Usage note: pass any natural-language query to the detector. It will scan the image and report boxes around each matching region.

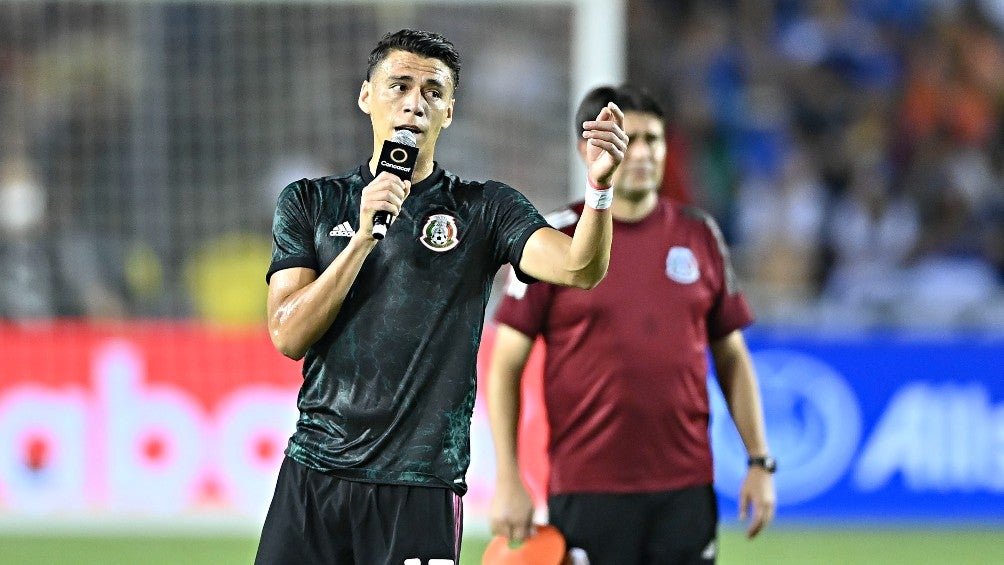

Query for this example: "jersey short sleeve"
[486,181,551,284]
[494,266,553,337]
[693,209,754,340]
[267,179,320,283]
[493,202,579,335]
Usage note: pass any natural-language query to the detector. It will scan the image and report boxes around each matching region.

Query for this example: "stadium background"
[0,0,1002,563]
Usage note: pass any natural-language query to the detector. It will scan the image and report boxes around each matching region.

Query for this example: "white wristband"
[584,179,613,210]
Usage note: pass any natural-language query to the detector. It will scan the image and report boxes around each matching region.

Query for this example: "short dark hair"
[574,84,665,137]
[366,29,462,92]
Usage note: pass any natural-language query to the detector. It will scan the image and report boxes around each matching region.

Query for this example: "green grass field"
[1,527,1001,564]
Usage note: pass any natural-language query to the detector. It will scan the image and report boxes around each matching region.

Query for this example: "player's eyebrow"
[422,77,447,89]
[388,73,447,89]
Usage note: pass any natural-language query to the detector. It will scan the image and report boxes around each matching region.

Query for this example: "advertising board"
[0,323,1000,527]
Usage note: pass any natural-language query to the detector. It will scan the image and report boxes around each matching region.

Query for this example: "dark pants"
[255,457,463,565]
[548,484,718,565]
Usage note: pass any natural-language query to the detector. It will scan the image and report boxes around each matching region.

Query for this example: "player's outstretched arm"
[487,324,537,544]
[519,102,626,288]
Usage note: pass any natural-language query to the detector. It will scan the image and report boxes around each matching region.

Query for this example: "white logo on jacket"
[665,246,699,284]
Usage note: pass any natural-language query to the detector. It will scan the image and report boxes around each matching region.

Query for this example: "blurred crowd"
[1,0,1002,329]
[629,0,1004,328]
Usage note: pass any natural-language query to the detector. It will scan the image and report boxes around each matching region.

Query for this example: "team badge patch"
[666,246,699,284]
[419,213,460,252]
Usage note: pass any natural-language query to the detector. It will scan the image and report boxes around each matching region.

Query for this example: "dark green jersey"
[267,164,549,494]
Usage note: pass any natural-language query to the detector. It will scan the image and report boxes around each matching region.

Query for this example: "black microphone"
[372,129,419,240]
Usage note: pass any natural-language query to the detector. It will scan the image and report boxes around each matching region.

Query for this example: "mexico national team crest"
[666,245,700,284]
[419,213,460,252]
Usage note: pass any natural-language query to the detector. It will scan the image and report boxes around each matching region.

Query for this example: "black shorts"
[254,457,463,565]
[548,484,718,565]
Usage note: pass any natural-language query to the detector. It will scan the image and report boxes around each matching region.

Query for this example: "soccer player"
[256,30,627,564]
[487,84,776,564]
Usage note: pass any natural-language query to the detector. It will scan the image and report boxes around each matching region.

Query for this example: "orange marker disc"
[482,525,567,565]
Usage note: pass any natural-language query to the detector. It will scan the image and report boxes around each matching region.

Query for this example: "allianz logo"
[709,350,1004,505]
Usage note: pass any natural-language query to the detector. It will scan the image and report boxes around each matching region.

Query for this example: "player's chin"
[619,183,657,197]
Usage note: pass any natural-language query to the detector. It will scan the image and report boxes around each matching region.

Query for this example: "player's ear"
[441,98,455,129]
[576,138,588,160]
[358,81,371,114]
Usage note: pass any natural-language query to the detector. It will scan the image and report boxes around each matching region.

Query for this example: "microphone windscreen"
[391,129,418,148]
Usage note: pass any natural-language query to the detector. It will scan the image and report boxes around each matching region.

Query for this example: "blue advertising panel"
[710,330,1004,523]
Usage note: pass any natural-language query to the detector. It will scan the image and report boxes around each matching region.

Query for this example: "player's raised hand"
[582,101,627,187]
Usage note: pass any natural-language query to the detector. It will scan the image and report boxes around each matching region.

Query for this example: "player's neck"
[410,156,435,183]
[611,190,658,223]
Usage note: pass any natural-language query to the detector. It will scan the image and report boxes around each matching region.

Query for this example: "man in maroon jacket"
[487,84,776,565]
